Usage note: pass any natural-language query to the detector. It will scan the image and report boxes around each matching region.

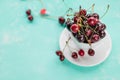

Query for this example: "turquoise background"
[0,0,120,80]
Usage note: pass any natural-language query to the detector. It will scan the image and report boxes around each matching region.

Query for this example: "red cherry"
[26,9,31,15]
[88,48,95,56]
[59,55,65,61]
[56,50,63,56]
[28,15,33,21]
[58,17,65,25]
[70,24,80,33]
[85,29,92,37]
[87,17,99,27]
[78,49,85,56]
[91,34,100,42]
[71,52,78,59]
[40,8,47,15]
[79,9,87,16]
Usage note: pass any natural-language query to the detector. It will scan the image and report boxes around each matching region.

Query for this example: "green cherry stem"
[100,4,110,19]
[87,4,95,11]
[92,3,95,13]
[67,44,78,52]
[63,37,71,52]
[39,0,45,7]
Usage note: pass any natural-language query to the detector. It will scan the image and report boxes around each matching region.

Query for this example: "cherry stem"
[67,44,78,52]
[63,8,73,17]
[62,0,69,9]
[87,4,95,11]
[41,15,58,20]
[63,37,71,52]
[39,0,44,7]
[92,4,95,13]
[100,4,110,19]
[79,5,82,11]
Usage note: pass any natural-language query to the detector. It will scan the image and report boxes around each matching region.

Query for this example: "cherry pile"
[56,5,109,61]
[58,9,107,44]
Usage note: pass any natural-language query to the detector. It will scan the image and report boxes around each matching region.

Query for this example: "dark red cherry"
[71,52,78,59]
[59,55,65,61]
[78,49,85,56]
[88,48,95,56]
[58,17,65,25]
[56,50,63,56]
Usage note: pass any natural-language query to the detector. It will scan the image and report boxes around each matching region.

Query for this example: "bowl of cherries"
[56,4,111,67]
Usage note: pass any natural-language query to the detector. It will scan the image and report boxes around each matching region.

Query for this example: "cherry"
[56,50,63,56]
[58,17,65,25]
[87,17,99,27]
[79,9,87,16]
[78,49,85,56]
[88,48,95,56]
[59,55,65,61]
[92,13,99,19]
[96,22,106,31]
[70,24,80,33]
[28,15,33,21]
[99,30,106,38]
[76,34,85,42]
[91,34,100,42]
[40,8,47,15]
[26,9,31,15]
[85,29,92,37]
[66,21,73,31]
[73,16,78,23]
[71,52,78,59]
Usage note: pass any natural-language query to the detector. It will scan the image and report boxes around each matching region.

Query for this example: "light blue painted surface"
[0,0,120,80]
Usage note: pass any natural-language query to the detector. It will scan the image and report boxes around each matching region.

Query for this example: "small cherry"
[92,34,100,42]
[58,17,65,25]
[28,15,33,21]
[70,24,80,33]
[56,50,63,56]
[40,8,47,15]
[59,55,65,61]
[88,48,95,56]
[26,9,31,15]
[78,49,85,56]
[71,52,78,59]
[87,17,99,27]
[79,9,87,16]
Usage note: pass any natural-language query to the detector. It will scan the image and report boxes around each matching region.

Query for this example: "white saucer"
[59,28,112,67]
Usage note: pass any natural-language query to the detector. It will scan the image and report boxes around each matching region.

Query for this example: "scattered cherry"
[70,24,80,33]
[88,48,95,56]
[71,52,78,59]
[56,50,63,56]
[58,17,65,25]
[59,55,65,61]
[26,9,31,15]
[40,8,47,15]
[28,15,33,21]
[78,49,85,56]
